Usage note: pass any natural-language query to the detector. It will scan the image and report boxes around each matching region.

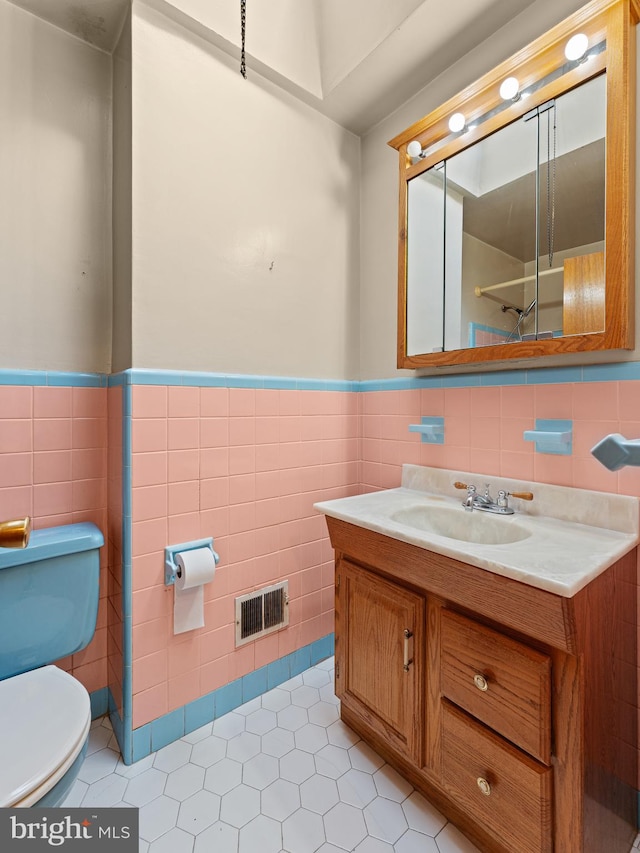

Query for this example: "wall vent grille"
[235,581,289,646]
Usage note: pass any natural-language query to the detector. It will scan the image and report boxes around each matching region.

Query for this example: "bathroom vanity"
[316,467,639,853]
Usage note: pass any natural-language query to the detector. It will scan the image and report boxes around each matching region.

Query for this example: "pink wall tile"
[573,381,618,421]
[132,419,167,453]
[132,386,167,419]
[133,452,168,487]
[168,481,199,516]
[168,512,201,543]
[72,418,107,449]
[132,484,168,522]
[1,419,33,452]
[34,387,72,419]
[168,386,200,418]
[72,388,107,419]
[33,482,73,516]
[0,386,32,418]
[168,449,199,482]
[0,452,32,487]
[200,387,229,418]
[534,384,573,419]
[133,683,168,729]
[501,385,534,418]
[229,388,255,417]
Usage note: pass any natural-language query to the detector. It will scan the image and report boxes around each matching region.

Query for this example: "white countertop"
[314,465,640,597]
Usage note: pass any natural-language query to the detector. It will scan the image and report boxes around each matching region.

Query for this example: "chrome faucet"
[454,481,534,515]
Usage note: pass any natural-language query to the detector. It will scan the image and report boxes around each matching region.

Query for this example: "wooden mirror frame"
[389,0,638,370]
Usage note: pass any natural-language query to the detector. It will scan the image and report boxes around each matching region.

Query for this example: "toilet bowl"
[0,523,104,807]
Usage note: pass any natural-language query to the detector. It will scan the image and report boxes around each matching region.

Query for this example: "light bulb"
[565,33,588,61]
[499,76,520,101]
[407,140,423,159]
[448,112,466,133]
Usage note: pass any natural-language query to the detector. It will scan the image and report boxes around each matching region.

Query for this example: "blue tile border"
[124,633,334,764]
[3,363,640,391]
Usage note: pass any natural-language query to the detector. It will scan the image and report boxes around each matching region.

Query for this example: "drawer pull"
[473,673,489,692]
[403,628,413,672]
[476,777,492,796]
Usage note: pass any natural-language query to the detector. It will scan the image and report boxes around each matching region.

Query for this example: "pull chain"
[546,102,556,268]
[240,0,247,79]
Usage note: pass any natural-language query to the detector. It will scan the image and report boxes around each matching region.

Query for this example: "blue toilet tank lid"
[0,522,104,571]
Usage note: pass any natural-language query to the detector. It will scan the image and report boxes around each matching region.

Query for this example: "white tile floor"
[63,657,485,852]
[63,657,640,853]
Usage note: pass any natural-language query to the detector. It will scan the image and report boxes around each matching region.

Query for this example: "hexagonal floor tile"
[302,668,331,688]
[324,802,368,850]
[373,764,413,802]
[153,740,192,773]
[261,727,295,758]
[245,707,277,735]
[123,768,168,807]
[402,790,447,837]
[308,701,340,728]
[164,763,205,802]
[434,823,483,852]
[212,712,245,739]
[354,836,394,853]
[300,774,339,815]
[81,774,128,807]
[295,723,329,754]
[279,749,316,784]
[77,748,120,784]
[282,807,326,853]
[148,826,194,853]
[239,814,282,853]
[138,795,180,843]
[242,752,279,790]
[337,769,378,808]
[227,731,261,763]
[219,784,261,828]
[194,821,238,853]
[190,735,227,768]
[176,789,221,835]
[364,797,409,844]
[277,704,309,732]
[326,720,360,749]
[290,685,321,708]
[395,829,440,853]
[261,687,291,712]
[203,757,242,796]
[348,741,385,774]
[262,778,301,821]
[314,744,351,779]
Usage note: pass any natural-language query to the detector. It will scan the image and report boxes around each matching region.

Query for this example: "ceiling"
[6,0,563,134]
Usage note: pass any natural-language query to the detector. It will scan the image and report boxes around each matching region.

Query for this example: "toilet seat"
[0,665,91,807]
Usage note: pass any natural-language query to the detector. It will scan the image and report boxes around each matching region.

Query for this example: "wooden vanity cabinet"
[328,516,637,853]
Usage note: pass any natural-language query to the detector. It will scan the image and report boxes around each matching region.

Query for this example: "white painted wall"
[130,2,360,378]
[0,0,112,372]
[112,9,132,373]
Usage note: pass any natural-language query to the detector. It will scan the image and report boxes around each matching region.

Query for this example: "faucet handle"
[509,490,534,501]
[453,481,471,490]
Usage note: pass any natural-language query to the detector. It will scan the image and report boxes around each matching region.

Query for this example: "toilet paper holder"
[165,537,220,586]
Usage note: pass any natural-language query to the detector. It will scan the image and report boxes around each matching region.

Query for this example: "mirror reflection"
[406,74,606,355]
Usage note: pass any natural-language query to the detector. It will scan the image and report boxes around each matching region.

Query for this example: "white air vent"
[235,581,289,647]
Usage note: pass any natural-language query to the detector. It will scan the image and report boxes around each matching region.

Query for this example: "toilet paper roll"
[173,547,216,634]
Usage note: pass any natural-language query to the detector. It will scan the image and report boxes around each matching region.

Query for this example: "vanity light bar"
[406,37,605,161]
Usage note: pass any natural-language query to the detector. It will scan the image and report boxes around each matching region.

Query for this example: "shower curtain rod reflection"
[474,265,563,297]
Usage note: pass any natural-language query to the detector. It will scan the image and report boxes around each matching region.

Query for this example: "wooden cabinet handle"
[473,673,489,692]
[403,628,413,672]
[477,777,492,796]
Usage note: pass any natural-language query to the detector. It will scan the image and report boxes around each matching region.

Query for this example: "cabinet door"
[336,559,425,763]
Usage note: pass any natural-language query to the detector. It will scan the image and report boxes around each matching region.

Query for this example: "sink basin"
[390,504,531,545]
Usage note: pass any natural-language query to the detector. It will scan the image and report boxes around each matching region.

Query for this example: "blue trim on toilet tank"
[0,523,104,570]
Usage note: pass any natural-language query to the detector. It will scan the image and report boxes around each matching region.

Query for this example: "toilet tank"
[0,523,104,681]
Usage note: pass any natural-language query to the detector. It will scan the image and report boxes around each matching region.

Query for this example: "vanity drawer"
[441,701,553,853]
[441,609,551,763]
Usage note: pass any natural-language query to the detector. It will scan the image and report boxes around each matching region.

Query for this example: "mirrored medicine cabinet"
[389,0,637,370]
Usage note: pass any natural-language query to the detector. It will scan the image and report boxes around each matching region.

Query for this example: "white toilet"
[0,522,104,807]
